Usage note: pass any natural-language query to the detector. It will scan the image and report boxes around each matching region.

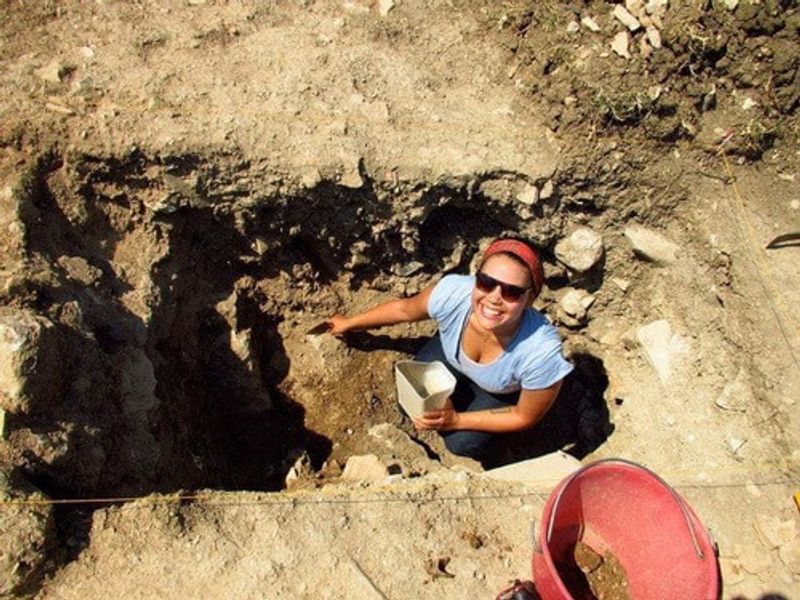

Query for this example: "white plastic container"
[394,360,456,419]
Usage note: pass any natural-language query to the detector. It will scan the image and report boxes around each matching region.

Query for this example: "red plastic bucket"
[532,459,719,600]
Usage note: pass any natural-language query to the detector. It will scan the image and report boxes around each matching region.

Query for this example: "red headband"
[483,239,544,297]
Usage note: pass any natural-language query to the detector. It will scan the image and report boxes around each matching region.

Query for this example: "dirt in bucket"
[558,541,631,600]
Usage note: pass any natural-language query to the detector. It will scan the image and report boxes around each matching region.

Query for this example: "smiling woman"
[328,237,573,461]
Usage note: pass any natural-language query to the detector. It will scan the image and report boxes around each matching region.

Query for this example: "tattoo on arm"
[489,406,512,414]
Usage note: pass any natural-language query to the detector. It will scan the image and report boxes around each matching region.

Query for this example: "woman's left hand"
[412,406,459,431]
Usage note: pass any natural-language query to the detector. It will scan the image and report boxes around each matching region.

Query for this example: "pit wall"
[0,150,577,499]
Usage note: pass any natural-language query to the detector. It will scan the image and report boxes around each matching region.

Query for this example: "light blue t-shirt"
[428,274,573,394]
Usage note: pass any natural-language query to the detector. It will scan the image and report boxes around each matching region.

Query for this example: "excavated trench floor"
[3,151,612,501]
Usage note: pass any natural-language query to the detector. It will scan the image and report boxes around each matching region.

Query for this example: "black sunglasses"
[475,272,531,302]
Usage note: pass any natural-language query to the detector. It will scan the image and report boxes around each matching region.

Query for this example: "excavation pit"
[1,151,612,500]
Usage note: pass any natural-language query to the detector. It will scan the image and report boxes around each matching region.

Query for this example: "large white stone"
[554,227,604,273]
[636,320,689,382]
[558,288,595,328]
[484,451,581,485]
[611,31,631,59]
[624,224,679,265]
[613,5,642,31]
[341,454,389,483]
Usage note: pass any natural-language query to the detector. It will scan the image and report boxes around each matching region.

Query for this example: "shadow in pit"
[343,331,431,356]
[185,302,332,491]
[484,352,613,469]
[14,153,333,495]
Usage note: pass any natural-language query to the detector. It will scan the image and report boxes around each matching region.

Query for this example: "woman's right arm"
[328,283,436,335]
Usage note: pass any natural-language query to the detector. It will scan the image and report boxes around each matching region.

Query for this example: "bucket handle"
[545,458,706,560]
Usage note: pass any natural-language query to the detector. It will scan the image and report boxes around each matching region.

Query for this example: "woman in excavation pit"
[328,237,573,461]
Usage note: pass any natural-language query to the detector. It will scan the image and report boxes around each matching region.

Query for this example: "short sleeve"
[428,274,472,323]
[518,330,574,390]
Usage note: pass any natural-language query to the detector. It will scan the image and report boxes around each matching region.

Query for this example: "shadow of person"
[483,351,613,469]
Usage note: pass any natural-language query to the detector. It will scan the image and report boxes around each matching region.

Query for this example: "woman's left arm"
[413,381,562,433]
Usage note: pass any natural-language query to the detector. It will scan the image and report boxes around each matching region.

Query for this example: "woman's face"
[471,253,532,335]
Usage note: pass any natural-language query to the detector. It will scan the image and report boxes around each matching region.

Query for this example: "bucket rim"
[534,458,719,600]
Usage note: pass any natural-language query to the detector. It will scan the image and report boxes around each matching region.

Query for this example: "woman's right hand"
[328,314,351,336]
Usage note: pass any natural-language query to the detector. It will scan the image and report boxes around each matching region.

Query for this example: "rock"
[581,16,601,32]
[57,256,103,286]
[341,454,389,483]
[367,423,443,475]
[339,155,363,189]
[554,227,604,273]
[723,0,738,10]
[539,179,554,200]
[742,97,757,111]
[725,436,746,457]
[300,168,322,189]
[636,319,689,383]
[479,178,515,203]
[284,449,314,489]
[516,184,538,206]
[378,0,395,17]
[484,451,581,484]
[0,308,64,414]
[613,5,641,31]
[566,21,580,34]
[395,260,424,277]
[754,515,797,549]
[558,288,595,327]
[611,31,631,59]
[610,277,629,292]
[645,25,662,49]
[0,475,56,596]
[715,368,754,412]
[34,60,74,84]
[251,237,270,256]
[623,224,679,265]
